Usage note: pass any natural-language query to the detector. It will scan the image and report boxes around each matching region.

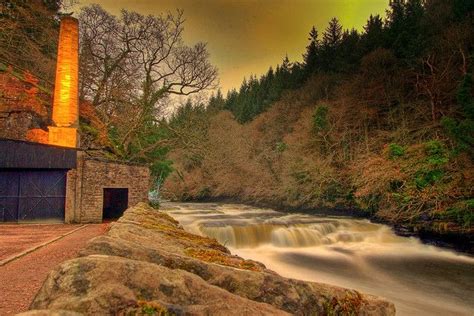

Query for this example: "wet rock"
[29,203,395,315]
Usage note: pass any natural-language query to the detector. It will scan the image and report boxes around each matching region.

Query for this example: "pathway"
[0,224,108,315]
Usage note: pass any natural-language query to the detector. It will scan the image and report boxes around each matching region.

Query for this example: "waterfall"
[162,201,474,316]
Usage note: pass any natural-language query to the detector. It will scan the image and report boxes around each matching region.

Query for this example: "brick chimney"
[48,16,79,148]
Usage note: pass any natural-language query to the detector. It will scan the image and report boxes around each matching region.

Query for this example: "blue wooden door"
[0,171,20,222]
[0,170,66,222]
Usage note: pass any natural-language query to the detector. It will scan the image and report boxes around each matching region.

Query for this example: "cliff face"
[25,203,395,315]
[0,70,51,142]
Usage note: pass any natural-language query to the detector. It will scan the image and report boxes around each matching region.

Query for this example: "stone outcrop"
[28,203,396,315]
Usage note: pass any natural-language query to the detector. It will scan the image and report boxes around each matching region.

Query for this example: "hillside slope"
[162,1,474,250]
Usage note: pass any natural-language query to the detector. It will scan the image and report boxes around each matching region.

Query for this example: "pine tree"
[386,0,426,58]
[320,17,343,72]
[362,14,385,53]
[323,18,343,48]
[303,26,320,75]
[225,89,239,112]
[281,55,292,74]
[208,89,225,112]
[452,0,474,21]
[339,28,361,72]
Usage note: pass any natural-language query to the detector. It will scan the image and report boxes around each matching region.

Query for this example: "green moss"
[185,248,264,272]
[414,168,444,189]
[139,216,228,253]
[137,300,175,316]
[322,292,364,316]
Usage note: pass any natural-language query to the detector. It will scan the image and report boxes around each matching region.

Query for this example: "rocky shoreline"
[23,203,395,315]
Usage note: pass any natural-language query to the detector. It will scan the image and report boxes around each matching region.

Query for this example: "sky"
[73,0,389,94]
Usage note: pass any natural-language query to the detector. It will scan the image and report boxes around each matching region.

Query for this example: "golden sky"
[74,0,389,93]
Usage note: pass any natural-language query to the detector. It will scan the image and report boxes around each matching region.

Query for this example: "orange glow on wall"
[49,16,79,148]
[26,129,49,144]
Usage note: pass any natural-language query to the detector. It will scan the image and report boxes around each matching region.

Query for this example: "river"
[162,202,474,315]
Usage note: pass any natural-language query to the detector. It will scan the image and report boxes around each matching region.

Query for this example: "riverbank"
[174,196,474,255]
[25,203,395,315]
[162,201,474,315]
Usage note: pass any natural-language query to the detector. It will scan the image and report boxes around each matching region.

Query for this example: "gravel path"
[0,224,83,261]
[0,223,108,315]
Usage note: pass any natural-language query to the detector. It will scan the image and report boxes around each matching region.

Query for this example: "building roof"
[80,149,150,167]
[0,138,77,169]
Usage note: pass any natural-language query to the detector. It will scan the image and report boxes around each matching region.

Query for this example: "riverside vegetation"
[162,0,474,251]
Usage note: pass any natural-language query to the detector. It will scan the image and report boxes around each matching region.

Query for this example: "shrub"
[387,143,405,159]
[291,169,311,184]
[312,105,329,133]
[425,140,448,165]
[414,168,444,189]
[442,116,474,155]
[275,141,287,152]
[441,199,474,228]
[441,73,474,155]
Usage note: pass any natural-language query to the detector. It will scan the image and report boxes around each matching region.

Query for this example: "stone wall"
[0,111,37,140]
[65,152,150,223]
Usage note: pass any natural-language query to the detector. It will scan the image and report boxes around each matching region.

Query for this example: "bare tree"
[78,5,218,158]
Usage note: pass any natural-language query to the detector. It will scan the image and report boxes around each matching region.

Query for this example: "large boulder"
[30,255,287,315]
[29,203,395,315]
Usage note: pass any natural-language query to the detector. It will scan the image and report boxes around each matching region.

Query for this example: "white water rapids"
[162,202,474,315]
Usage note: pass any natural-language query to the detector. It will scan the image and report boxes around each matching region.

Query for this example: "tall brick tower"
[49,16,79,148]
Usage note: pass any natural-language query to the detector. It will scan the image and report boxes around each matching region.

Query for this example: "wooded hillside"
[163,0,474,238]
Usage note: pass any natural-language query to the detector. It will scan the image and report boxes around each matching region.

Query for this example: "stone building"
[66,153,150,223]
[0,140,150,223]
[0,17,151,223]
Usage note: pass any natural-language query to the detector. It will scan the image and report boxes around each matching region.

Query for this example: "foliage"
[275,142,288,153]
[424,140,448,165]
[442,73,474,155]
[387,143,405,159]
[76,5,217,183]
[312,105,329,133]
[439,200,474,229]
[164,1,474,235]
[0,0,59,86]
[224,58,305,123]
[208,0,474,125]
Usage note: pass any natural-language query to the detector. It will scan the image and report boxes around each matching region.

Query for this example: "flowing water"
[162,202,474,315]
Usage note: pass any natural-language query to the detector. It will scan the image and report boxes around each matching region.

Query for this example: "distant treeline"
[171,0,473,124]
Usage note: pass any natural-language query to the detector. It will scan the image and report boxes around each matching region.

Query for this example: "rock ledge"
[25,203,396,315]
